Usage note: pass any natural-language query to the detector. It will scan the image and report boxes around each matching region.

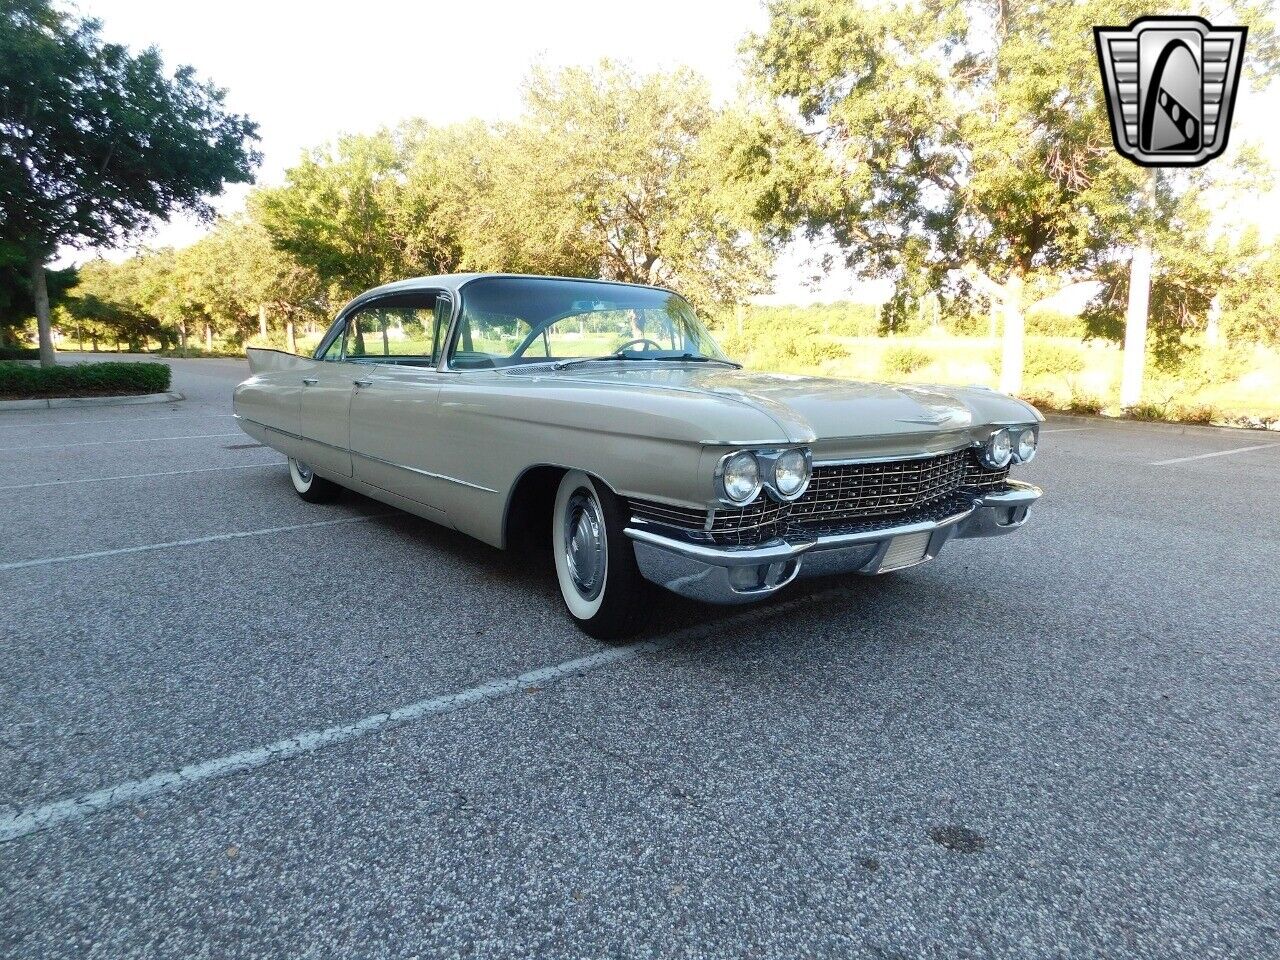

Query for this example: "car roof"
[348,272,673,307]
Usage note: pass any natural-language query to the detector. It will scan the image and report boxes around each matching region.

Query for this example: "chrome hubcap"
[293,459,313,483]
[564,489,606,601]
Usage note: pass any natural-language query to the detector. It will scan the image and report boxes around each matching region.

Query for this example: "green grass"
[0,361,171,399]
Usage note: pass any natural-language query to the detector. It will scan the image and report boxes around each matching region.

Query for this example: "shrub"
[881,344,934,375]
[1171,403,1218,424]
[1023,340,1086,381]
[1066,393,1105,415]
[0,347,41,361]
[1126,401,1168,421]
[0,361,171,398]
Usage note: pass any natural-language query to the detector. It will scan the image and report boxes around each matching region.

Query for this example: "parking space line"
[0,513,396,571]
[6,432,242,452]
[1151,443,1278,466]
[0,589,822,844]
[0,414,236,429]
[0,461,285,491]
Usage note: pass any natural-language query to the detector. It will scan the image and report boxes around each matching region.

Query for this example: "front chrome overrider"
[625,480,1042,605]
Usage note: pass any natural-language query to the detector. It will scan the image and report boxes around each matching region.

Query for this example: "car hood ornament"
[1094,16,1247,168]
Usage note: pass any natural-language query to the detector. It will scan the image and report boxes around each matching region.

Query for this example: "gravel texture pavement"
[1,354,1277,959]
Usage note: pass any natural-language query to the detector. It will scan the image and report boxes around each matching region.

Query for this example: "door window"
[343,294,450,365]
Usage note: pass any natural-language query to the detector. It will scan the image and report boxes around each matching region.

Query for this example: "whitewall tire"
[288,457,343,504]
[552,470,648,639]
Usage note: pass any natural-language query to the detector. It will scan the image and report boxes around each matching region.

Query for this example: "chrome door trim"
[350,449,498,493]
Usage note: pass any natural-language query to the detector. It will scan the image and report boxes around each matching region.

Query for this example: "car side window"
[318,325,346,361]
[343,294,448,365]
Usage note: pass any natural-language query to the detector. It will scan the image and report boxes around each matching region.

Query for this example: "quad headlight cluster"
[980,426,1038,468]
[716,448,813,505]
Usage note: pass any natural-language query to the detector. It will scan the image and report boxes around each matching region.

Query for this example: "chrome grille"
[629,447,1010,546]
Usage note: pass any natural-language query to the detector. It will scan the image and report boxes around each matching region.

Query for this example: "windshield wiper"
[551,351,631,370]
[651,353,743,368]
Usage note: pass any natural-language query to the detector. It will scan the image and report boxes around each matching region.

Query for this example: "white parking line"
[0,589,825,844]
[1151,443,1278,466]
[6,432,242,452]
[0,461,284,491]
[0,513,396,571]
[0,414,236,429]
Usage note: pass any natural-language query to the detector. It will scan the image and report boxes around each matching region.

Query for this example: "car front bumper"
[625,480,1042,605]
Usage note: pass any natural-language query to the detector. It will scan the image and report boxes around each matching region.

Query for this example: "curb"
[1043,411,1280,438]
[0,391,185,412]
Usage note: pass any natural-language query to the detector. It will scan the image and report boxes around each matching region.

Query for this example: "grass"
[0,361,172,400]
[711,315,1280,430]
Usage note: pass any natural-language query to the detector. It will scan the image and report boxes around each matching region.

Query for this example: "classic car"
[233,273,1043,639]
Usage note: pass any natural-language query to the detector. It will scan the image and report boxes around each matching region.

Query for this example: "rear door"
[298,323,356,477]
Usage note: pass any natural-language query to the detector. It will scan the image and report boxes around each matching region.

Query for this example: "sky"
[71,0,1280,305]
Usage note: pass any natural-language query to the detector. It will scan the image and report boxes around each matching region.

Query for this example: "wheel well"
[503,465,566,553]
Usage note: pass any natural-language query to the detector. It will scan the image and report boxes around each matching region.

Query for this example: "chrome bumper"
[625,481,1042,605]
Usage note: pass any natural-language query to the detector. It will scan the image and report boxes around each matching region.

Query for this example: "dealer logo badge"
[1094,16,1247,167]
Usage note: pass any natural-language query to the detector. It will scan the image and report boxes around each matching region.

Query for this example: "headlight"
[1013,427,1037,463]
[719,451,761,504]
[981,429,1013,469]
[772,449,811,499]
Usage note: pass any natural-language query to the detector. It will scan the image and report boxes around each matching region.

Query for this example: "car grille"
[630,448,1009,545]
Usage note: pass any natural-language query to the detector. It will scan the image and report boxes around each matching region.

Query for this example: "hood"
[518,364,1039,443]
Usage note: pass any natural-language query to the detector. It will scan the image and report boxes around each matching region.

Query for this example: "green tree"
[474,62,776,306]
[0,0,259,365]
[746,0,1276,396]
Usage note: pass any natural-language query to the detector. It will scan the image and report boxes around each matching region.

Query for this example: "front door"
[347,294,451,509]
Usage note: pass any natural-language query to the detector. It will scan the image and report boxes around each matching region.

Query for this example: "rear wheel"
[552,470,649,640]
[288,457,343,504]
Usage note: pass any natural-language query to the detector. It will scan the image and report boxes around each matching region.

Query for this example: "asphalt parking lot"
[2,355,1278,959]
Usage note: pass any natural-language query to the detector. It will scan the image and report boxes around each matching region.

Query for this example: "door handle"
[302,377,318,385]
[353,378,374,387]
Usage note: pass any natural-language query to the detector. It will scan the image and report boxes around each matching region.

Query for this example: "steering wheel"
[614,337,664,353]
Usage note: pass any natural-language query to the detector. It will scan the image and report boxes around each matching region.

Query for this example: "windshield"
[448,276,729,370]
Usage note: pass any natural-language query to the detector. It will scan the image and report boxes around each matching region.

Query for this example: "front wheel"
[552,470,649,640]
[288,457,343,504]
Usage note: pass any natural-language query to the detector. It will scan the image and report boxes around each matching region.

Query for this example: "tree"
[474,62,777,307]
[745,0,1276,396]
[254,132,407,300]
[0,0,259,365]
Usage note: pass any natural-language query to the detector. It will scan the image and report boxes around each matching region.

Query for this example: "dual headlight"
[981,426,1037,468]
[717,448,812,505]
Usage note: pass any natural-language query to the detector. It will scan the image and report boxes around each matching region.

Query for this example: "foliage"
[881,345,934,376]
[0,360,170,397]
[0,0,258,257]
[1023,341,1085,381]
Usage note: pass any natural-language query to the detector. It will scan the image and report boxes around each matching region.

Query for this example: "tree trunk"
[286,318,297,354]
[204,323,213,352]
[1121,172,1157,409]
[999,273,1024,396]
[1120,243,1153,408]
[179,320,187,356]
[31,256,55,368]
[1205,296,1221,346]
[258,303,268,339]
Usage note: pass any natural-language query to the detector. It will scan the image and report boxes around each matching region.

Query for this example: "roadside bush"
[881,344,934,375]
[1126,401,1168,421]
[0,361,171,398]
[0,347,41,361]
[1023,340,1086,381]
[1066,393,1105,415]
[1171,403,1218,424]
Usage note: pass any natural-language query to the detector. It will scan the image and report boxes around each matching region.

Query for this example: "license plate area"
[877,530,933,572]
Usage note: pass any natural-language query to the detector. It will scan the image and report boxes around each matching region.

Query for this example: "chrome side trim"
[236,415,497,493]
[350,449,499,494]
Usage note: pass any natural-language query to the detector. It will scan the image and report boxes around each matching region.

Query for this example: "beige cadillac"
[233,274,1043,638]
